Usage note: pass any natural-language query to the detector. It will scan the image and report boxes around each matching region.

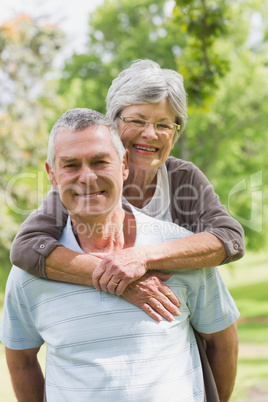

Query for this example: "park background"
[0,0,267,400]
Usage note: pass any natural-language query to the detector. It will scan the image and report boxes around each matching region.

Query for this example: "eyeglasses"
[119,115,180,135]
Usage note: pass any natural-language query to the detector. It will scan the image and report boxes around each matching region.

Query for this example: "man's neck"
[70,205,136,254]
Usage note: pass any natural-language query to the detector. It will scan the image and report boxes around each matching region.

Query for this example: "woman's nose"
[140,123,158,140]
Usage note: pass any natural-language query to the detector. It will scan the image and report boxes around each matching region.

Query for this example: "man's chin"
[69,205,114,219]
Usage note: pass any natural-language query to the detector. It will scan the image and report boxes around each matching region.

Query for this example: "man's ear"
[122,150,129,181]
[45,161,58,189]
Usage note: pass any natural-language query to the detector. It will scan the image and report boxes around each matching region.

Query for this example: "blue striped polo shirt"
[0,209,239,401]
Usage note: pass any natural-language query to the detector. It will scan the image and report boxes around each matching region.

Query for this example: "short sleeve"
[0,268,44,350]
[188,267,240,334]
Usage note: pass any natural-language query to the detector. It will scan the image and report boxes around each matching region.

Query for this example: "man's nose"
[79,165,97,184]
[141,123,158,141]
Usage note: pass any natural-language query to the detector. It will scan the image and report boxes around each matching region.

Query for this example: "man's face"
[46,125,128,220]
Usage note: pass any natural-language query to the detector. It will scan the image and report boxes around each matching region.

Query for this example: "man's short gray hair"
[47,108,126,171]
[106,59,188,144]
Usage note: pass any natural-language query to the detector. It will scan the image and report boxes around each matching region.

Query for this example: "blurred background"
[0,0,267,400]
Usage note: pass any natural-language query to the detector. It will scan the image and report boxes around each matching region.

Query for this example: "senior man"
[0,109,239,402]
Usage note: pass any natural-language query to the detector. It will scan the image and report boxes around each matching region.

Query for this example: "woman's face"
[119,100,176,172]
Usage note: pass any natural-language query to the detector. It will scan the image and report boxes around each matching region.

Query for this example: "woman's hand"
[91,247,149,295]
[122,271,181,322]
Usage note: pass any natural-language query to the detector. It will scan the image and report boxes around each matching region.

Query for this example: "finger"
[106,278,121,295]
[141,303,163,322]
[114,279,129,296]
[158,294,181,317]
[143,271,178,304]
[155,278,181,308]
[98,272,115,293]
[159,285,181,309]
[92,266,105,290]
[146,298,176,322]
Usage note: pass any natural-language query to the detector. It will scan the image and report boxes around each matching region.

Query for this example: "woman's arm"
[92,232,226,295]
[10,187,68,278]
[46,251,181,322]
[92,159,245,294]
[11,158,245,299]
[10,187,107,283]
[9,188,181,321]
[167,157,245,264]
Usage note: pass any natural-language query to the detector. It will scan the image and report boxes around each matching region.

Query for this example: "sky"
[0,0,105,61]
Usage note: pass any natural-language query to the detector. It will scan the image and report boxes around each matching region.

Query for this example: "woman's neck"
[123,165,158,209]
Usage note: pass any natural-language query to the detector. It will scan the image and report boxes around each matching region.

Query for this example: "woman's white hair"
[47,108,125,171]
[106,59,188,144]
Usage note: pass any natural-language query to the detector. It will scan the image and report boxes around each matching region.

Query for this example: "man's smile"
[76,191,105,198]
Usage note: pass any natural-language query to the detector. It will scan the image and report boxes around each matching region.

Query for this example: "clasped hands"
[91,247,181,322]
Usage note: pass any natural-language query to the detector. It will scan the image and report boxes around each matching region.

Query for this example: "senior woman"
[10,59,244,321]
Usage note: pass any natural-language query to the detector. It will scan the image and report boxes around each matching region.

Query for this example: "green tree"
[173,0,268,249]
[173,0,231,104]
[0,15,65,283]
[59,0,182,112]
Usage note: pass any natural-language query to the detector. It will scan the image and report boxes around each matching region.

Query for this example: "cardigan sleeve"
[10,188,68,278]
[167,157,245,264]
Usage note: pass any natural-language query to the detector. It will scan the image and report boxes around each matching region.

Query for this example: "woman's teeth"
[133,145,158,152]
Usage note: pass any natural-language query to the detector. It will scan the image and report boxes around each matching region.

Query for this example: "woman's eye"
[131,119,146,126]
[157,123,170,129]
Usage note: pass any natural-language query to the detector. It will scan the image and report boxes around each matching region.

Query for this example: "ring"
[110,280,119,286]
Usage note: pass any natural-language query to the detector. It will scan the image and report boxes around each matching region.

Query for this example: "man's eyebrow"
[59,157,79,163]
[91,152,112,160]
[58,153,112,163]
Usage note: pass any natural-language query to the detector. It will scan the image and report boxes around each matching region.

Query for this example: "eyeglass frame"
[119,115,180,135]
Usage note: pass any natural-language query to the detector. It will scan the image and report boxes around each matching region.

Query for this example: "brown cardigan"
[10,156,245,277]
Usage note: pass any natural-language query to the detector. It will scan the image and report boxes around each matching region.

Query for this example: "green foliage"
[1,0,267,261]
[0,16,66,254]
[173,0,231,104]
[171,0,268,249]
[180,47,268,248]
[59,0,181,111]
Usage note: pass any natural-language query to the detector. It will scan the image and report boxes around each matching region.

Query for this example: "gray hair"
[106,59,188,144]
[47,108,125,171]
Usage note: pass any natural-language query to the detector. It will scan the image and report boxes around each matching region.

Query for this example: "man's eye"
[64,164,77,168]
[95,160,108,165]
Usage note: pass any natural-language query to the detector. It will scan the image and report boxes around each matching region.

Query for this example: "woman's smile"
[132,143,159,154]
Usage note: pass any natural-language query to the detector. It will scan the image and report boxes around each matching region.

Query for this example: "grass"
[0,250,267,401]
[220,251,268,401]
